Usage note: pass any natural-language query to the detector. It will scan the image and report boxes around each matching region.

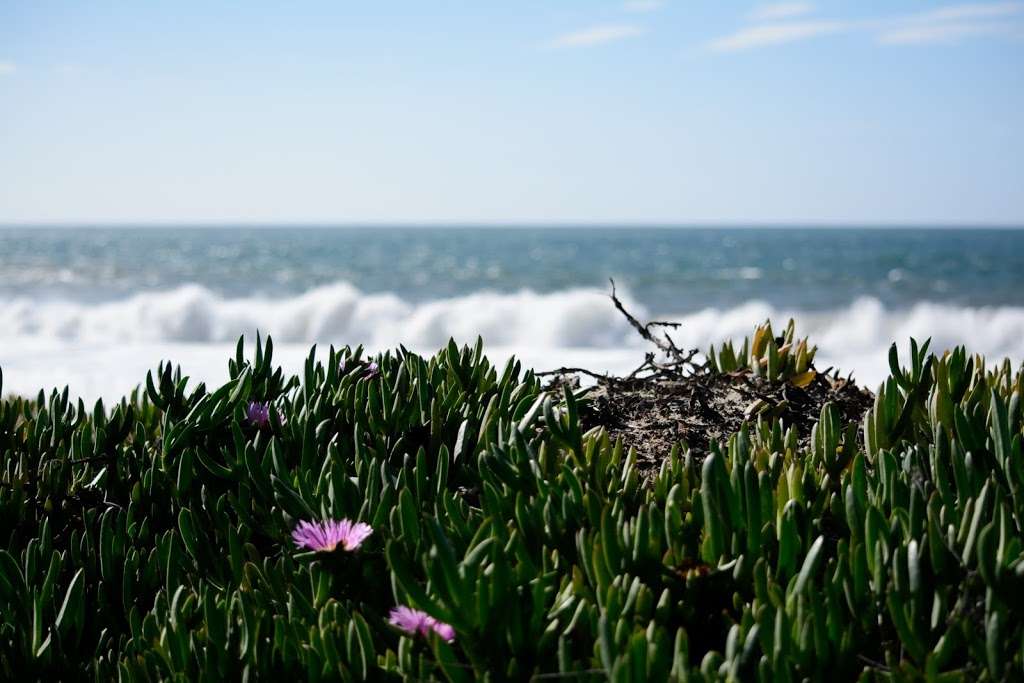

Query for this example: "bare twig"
[856,654,890,672]
[535,367,611,382]
[645,320,682,332]
[537,280,703,383]
[609,279,702,375]
[609,279,677,358]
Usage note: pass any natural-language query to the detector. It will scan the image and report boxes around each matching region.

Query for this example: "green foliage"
[1,331,1023,681]
[707,319,817,385]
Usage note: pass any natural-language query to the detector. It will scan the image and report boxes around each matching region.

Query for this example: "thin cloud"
[0,62,15,75]
[711,2,1024,51]
[624,0,666,13]
[548,24,645,48]
[913,1,1024,22]
[710,20,846,51]
[747,3,815,21]
[878,21,1014,44]
[879,1,1024,44]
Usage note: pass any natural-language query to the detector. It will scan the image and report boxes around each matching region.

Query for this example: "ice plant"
[339,358,379,377]
[387,606,455,642]
[246,401,271,428]
[291,519,373,553]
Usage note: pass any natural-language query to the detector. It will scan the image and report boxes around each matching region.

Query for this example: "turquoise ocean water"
[1,226,1022,398]
[2,226,1022,309]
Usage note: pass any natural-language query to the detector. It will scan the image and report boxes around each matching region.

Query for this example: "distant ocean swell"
[3,282,1024,369]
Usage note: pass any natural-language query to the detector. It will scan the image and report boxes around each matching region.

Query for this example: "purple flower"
[388,606,455,642]
[246,401,271,428]
[340,358,379,378]
[291,519,373,553]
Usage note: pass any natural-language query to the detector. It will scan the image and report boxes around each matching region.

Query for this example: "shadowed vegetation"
[1,325,1023,681]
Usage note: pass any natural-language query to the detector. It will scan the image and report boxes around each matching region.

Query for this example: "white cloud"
[878,21,1012,44]
[624,0,665,13]
[747,3,815,21]
[711,2,1024,51]
[913,2,1024,22]
[0,62,15,75]
[548,24,645,48]
[876,2,1024,44]
[709,20,846,51]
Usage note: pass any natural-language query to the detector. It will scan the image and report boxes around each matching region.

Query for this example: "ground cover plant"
[1,321,1024,681]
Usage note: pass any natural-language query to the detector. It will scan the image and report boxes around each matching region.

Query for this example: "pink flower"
[246,401,271,428]
[291,519,373,553]
[339,358,380,379]
[388,606,455,642]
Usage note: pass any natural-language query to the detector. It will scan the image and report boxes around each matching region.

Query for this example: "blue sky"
[1,1,1022,224]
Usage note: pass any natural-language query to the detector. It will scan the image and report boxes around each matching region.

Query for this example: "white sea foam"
[2,283,1023,400]
[0,283,645,349]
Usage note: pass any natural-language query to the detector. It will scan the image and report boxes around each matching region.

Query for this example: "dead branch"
[538,280,704,384]
[609,279,669,354]
[534,367,611,381]
[609,279,702,375]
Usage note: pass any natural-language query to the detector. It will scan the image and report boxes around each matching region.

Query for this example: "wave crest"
[0,283,644,348]
[2,284,1023,379]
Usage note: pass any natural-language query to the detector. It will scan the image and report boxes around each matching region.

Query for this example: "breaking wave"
[2,283,1023,392]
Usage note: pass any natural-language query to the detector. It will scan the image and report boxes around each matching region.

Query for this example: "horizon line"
[2,221,1024,230]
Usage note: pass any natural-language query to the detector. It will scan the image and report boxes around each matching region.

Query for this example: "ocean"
[2,226,1023,400]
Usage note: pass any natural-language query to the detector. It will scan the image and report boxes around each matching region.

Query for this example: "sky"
[1,1,1022,225]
